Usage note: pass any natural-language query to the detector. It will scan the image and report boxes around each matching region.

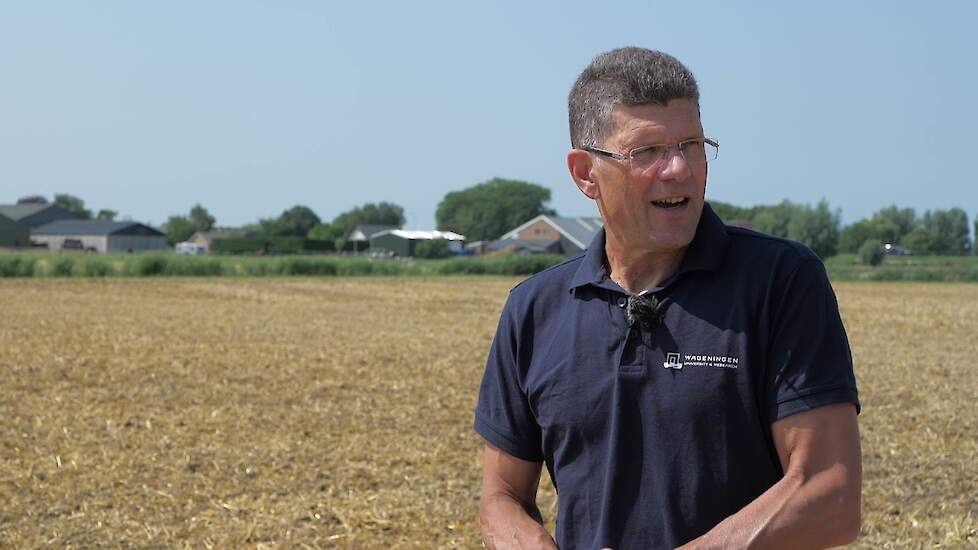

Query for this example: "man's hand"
[479,443,558,550]
[677,402,862,549]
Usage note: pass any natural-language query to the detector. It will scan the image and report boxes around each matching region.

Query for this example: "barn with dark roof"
[0,213,30,248]
[32,220,165,253]
[494,215,604,255]
[0,204,81,228]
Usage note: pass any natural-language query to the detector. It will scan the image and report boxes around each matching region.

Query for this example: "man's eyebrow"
[624,133,705,150]
[620,131,666,150]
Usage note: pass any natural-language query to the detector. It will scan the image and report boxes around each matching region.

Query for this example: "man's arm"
[678,402,862,550]
[480,443,558,550]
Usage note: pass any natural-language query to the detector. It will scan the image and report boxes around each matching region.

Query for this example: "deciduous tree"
[900,227,937,255]
[857,239,884,266]
[436,178,556,242]
[871,205,917,243]
[708,201,754,224]
[261,205,321,237]
[839,219,878,254]
[52,193,92,219]
[922,208,970,255]
[164,216,196,247]
[750,200,799,239]
[189,204,216,232]
[786,199,841,259]
[308,223,344,243]
[164,204,219,246]
[332,202,406,234]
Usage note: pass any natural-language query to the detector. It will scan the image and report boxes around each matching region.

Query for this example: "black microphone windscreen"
[625,293,664,328]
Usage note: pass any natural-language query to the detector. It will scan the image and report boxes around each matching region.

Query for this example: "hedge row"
[824,264,978,282]
[0,253,567,278]
[3,253,977,281]
[210,237,335,255]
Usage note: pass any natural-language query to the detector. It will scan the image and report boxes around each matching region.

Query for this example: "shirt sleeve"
[474,294,544,462]
[765,258,860,423]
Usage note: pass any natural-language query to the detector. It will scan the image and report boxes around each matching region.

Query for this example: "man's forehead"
[609,100,702,144]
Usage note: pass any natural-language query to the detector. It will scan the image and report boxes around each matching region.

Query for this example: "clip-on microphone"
[625,293,665,329]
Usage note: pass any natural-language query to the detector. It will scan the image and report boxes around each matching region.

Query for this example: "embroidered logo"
[663,353,740,370]
[663,352,683,370]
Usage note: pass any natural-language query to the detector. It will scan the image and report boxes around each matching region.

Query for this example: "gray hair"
[568,47,700,149]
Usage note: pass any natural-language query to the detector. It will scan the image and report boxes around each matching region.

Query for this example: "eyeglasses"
[583,137,718,170]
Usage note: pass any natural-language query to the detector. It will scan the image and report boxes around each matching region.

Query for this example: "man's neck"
[605,236,687,295]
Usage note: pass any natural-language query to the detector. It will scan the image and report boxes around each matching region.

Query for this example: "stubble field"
[0,278,975,548]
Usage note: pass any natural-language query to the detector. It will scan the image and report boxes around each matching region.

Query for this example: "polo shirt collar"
[568,202,730,293]
[675,202,730,276]
[569,224,610,291]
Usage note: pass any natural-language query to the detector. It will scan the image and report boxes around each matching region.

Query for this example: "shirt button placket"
[616,294,645,373]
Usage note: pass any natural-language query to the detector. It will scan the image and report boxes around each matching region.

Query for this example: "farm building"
[0,203,81,228]
[32,220,166,253]
[188,228,256,253]
[464,240,490,255]
[494,215,603,255]
[0,213,30,247]
[345,224,399,252]
[369,229,465,257]
[486,238,563,255]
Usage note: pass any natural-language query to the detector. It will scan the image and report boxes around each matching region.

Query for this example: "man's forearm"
[480,493,558,550]
[677,464,861,549]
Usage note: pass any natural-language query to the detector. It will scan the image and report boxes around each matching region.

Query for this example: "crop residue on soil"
[0,279,975,547]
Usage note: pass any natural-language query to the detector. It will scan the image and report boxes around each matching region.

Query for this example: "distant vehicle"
[368,249,395,259]
[883,243,906,256]
[175,242,206,255]
[62,238,84,251]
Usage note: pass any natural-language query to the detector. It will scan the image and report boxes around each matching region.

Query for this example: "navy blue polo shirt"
[474,203,859,549]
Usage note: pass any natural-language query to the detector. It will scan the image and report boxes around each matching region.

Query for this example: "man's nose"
[655,146,692,180]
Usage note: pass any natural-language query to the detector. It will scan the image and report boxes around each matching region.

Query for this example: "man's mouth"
[651,197,689,209]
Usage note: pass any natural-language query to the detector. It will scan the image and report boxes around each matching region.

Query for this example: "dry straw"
[0,279,975,547]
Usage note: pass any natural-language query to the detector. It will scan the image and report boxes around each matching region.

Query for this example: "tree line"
[711,200,974,258]
[17,182,977,258]
[164,202,408,248]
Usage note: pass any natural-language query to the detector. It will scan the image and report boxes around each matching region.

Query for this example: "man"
[474,47,861,549]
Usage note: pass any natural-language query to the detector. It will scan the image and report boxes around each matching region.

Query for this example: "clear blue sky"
[1,2,975,231]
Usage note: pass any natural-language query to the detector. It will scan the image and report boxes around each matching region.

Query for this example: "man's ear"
[567,149,600,200]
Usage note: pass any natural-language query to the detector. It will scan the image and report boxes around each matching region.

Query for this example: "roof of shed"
[371,229,465,241]
[347,224,400,241]
[500,215,602,249]
[0,204,50,221]
[33,220,165,237]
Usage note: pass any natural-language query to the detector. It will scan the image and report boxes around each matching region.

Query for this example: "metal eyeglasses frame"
[582,137,719,168]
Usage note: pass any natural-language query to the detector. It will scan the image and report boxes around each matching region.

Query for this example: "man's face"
[589,98,707,254]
